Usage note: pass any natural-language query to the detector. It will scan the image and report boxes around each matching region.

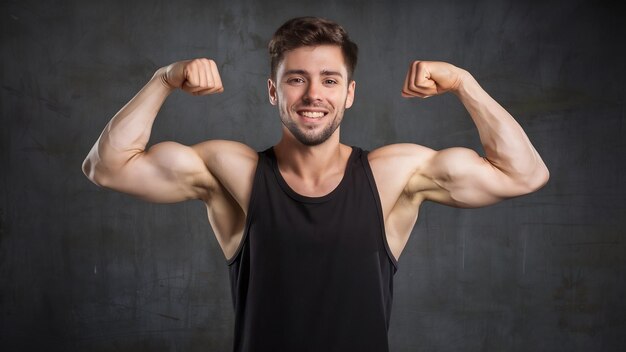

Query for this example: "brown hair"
[268,17,358,81]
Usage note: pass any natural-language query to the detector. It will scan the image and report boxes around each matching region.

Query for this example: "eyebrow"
[284,69,344,78]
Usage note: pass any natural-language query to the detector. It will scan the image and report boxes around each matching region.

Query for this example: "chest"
[251,174,383,256]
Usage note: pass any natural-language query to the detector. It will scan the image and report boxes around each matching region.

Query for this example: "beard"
[278,102,346,146]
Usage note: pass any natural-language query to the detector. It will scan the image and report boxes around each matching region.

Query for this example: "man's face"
[268,45,356,146]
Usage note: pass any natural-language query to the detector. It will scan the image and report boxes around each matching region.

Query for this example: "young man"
[83,16,549,352]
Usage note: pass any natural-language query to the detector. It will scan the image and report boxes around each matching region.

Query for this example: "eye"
[287,77,305,84]
[324,79,338,85]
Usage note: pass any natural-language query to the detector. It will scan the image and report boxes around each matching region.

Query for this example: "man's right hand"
[160,59,224,96]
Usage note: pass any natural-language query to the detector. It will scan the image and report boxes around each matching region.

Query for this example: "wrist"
[153,66,178,92]
[452,69,476,97]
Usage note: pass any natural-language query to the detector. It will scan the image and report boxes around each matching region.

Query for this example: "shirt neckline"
[268,146,357,204]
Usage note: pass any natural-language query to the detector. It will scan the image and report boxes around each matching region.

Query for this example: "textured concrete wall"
[1,0,624,351]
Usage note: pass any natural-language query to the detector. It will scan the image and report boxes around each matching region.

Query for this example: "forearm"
[454,72,549,186]
[83,67,173,181]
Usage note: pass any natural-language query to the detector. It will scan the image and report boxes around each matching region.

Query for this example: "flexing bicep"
[419,147,539,208]
[93,141,214,203]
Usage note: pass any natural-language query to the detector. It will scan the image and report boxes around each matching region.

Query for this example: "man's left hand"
[401,61,467,98]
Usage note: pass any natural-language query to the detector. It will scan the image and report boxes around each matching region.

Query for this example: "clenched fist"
[160,58,224,96]
[401,61,467,98]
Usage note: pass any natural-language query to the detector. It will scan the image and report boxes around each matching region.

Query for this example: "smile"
[297,110,328,119]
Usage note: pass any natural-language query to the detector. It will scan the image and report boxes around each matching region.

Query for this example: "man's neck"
[273,132,352,192]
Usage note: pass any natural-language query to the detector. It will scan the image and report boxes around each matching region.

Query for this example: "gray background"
[1,0,625,351]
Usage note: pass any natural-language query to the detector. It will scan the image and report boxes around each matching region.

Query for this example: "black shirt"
[228,146,398,352]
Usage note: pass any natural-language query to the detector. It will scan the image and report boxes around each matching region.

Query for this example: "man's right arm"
[82,59,255,205]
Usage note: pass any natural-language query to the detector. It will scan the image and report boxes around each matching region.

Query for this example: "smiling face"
[268,45,356,146]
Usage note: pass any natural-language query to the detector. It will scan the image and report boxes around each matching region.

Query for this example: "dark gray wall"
[1,0,624,351]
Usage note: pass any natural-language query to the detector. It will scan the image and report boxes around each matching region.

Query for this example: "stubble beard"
[278,101,346,147]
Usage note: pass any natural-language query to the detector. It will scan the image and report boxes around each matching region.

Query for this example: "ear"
[345,80,356,109]
[268,78,277,105]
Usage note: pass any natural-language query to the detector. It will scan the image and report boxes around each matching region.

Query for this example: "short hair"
[268,16,358,81]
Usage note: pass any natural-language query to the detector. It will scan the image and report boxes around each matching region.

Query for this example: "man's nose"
[303,81,322,102]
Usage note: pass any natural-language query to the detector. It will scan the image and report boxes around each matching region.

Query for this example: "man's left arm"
[402,61,550,208]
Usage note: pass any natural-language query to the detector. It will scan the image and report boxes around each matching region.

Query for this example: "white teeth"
[300,111,325,118]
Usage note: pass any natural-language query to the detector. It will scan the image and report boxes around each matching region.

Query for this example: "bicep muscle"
[99,141,213,203]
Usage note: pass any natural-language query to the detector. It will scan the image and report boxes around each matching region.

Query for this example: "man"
[83,16,548,352]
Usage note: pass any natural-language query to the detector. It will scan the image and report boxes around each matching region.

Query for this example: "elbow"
[521,164,550,194]
[81,156,92,179]
[82,156,110,187]
[539,165,550,187]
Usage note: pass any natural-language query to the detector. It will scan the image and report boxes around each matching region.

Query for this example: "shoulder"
[189,140,258,202]
[191,140,258,169]
[368,143,436,171]
[365,143,438,208]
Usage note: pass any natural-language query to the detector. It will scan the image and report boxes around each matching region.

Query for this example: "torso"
[228,146,396,351]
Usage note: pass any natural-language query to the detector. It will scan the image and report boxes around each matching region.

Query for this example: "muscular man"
[83,17,549,352]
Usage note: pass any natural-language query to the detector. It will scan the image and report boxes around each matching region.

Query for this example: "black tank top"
[227,146,398,352]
